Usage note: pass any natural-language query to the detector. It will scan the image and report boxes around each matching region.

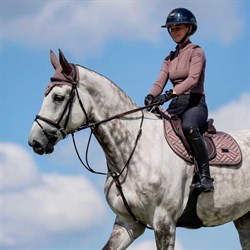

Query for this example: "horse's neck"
[78,66,137,117]
[78,66,142,170]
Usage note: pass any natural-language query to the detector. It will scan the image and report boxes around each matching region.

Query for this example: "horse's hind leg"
[102,216,145,250]
[234,211,250,250]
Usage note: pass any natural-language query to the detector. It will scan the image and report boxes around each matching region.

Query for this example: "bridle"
[35,75,147,175]
[35,75,90,141]
[34,67,160,230]
[35,61,84,140]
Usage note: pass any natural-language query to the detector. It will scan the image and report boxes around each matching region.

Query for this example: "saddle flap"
[169,117,216,161]
[170,117,192,154]
[204,135,217,160]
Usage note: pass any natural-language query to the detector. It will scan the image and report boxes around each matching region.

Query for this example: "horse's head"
[29,49,138,156]
[28,50,84,155]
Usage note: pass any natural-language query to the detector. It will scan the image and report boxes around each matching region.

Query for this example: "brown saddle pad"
[163,117,242,166]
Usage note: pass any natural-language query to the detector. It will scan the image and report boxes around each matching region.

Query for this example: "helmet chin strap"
[177,26,191,45]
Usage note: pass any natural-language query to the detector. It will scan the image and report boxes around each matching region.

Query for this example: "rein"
[36,75,158,230]
[72,101,161,132]
[71,97,154,230]
[71,99,153,230]
[71,110,144,177]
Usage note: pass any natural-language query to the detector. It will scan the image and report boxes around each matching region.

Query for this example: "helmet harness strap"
[178,25,191,45]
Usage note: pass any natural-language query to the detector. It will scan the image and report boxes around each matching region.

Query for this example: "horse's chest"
[104,178,136,217]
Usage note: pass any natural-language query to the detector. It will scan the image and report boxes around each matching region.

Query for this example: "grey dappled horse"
[28,50,250,250]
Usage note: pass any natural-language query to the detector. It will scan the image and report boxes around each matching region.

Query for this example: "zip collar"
[176,40,191,51]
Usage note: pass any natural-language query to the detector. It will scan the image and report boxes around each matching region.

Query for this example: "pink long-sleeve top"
[149,40,206,97]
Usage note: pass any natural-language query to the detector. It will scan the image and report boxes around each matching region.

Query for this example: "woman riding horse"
[28,47,250,250]
[145,8,214,192]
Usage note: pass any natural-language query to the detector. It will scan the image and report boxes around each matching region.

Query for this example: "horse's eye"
[54,95,64,102]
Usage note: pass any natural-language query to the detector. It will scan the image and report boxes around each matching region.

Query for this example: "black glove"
[144,94,155,111]
[153,89,176,105]
[144,94,155,105]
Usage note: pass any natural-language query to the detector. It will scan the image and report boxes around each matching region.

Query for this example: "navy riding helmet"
[161,8,197,35]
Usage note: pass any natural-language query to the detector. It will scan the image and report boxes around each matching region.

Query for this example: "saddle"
[161,111,242,166]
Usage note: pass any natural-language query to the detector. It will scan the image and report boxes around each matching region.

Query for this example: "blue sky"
[1,0,249,249]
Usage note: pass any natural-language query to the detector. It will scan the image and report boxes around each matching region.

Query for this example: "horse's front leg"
[102,216,145,250]
[154,220,176,250]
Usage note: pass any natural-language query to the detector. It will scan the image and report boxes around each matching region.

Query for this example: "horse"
[28,50,250,250]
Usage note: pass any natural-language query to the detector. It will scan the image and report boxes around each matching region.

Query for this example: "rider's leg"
[182,101,214,192]
[186,127,214,192]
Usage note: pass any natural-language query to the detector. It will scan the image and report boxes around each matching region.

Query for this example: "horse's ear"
[59,49,72,76]
[50,50,60,70]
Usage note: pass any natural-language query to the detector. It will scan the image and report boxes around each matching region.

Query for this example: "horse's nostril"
[28,139,46,155]
[29,140,42,149]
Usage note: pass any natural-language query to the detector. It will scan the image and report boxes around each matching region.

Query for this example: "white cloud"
[0,142,41,191]
[187,1,244,44]
[128,239,184,250]
[210,92,250,132]
[128,240,157,250]
[1,0,245,59]
[2,0,161,59]
[1,142,106,247]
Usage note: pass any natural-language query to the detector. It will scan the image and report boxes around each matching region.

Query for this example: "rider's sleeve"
[149,59,170,97]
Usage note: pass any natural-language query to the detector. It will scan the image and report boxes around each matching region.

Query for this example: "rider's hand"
[153,89,176,105]
[144,94,155,111]
[144,94,154,105]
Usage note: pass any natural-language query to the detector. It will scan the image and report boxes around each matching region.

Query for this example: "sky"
[1,0,250,249]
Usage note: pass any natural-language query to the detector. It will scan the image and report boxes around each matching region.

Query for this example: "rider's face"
[168,24,190,44]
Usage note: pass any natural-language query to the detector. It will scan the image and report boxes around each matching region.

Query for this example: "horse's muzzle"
[28,139,54,155]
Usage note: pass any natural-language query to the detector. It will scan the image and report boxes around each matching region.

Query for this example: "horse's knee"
[102,218,145,250]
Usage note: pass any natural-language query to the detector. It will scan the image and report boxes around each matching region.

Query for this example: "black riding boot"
[187,127,214,192]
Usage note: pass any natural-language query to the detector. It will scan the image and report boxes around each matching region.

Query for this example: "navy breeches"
[167,93,208,134]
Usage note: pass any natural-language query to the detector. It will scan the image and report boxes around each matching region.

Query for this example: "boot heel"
[201,176,214,192]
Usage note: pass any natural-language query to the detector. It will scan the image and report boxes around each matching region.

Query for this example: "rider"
[144,8,214,192]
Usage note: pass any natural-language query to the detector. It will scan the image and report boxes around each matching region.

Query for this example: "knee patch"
[182,126,199,136]
[189,127,199,135]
